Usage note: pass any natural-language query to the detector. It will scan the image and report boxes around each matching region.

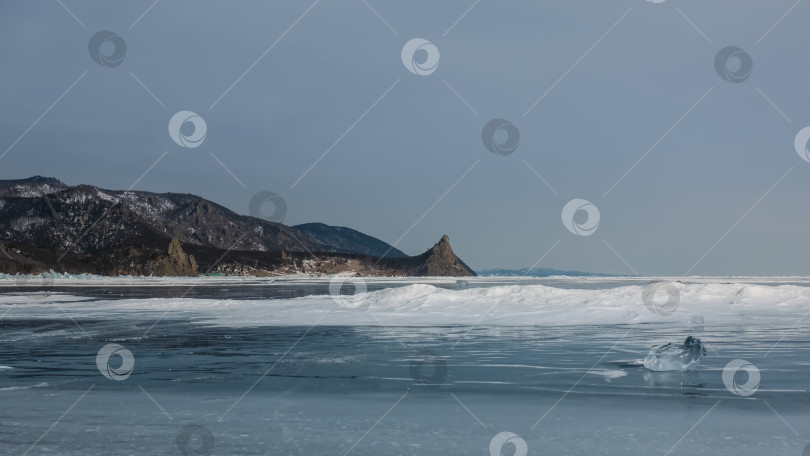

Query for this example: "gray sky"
[2,0,810,275]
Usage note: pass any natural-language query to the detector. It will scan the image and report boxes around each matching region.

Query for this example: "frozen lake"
[1,276,809,455]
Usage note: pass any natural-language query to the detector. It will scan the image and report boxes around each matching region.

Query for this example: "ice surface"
[1,277,809,455]
[3,278,806,328]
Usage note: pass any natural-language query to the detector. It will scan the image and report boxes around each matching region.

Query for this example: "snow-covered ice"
[3,278,807,328]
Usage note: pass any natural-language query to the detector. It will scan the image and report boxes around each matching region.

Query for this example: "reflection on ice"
[642,370,707,392]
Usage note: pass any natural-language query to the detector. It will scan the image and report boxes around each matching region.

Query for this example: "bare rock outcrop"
[145,238,198,276]
[413,235,476,276]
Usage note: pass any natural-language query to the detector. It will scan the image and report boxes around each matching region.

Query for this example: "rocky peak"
[145,237,198,276]
[415,235,476,277]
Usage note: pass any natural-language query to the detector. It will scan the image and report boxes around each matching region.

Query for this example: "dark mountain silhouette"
[0,180,319,255]
[0,177,475,277]
[293,222,407,258]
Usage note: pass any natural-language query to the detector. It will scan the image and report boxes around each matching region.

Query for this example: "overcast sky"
[2,0,810,275]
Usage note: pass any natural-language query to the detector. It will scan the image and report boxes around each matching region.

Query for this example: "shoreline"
[2,274,810,287]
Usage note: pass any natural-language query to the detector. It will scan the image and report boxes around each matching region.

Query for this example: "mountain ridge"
[0,177,474,277]
[293,222,407,258]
